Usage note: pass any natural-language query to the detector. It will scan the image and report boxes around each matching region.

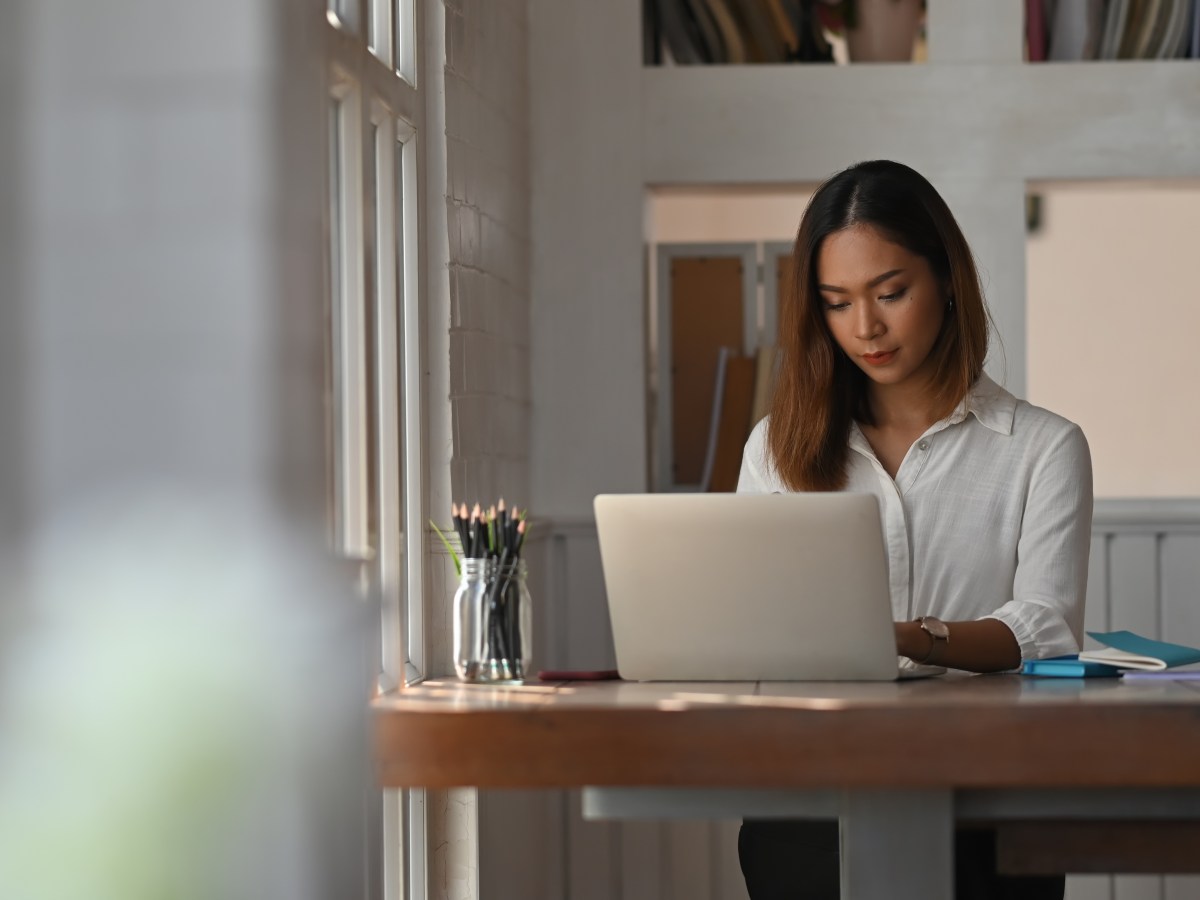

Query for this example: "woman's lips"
[862,350,897,366]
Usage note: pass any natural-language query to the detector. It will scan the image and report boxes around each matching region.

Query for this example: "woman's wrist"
[894,621,933,661]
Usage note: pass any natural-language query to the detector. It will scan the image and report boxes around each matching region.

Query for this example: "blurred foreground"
[0,492,371,900]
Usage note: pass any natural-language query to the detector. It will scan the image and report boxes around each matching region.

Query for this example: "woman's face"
[815,224,947,392]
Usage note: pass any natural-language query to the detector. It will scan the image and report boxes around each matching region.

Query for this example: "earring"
[947,298,955,312]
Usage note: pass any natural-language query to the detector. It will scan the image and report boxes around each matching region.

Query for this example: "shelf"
[641,60,1200,185]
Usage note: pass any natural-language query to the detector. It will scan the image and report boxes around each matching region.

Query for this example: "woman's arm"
[896,421,1093,672]
[894,618,1021,673]
[988,422,1094,662]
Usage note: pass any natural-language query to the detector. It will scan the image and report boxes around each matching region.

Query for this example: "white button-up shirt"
[736,375,1093,661]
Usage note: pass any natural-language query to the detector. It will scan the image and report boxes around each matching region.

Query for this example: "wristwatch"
[916,616,950,664]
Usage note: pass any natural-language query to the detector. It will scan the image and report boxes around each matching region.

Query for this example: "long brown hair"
[767,160,990,491]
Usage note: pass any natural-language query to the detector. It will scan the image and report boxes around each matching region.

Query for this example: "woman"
[736,160,1092,899]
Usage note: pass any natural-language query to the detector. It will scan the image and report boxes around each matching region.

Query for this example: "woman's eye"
[824,301,850,312]
[880,289,907,302]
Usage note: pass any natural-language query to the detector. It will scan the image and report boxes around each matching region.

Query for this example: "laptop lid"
[593,493,901,681]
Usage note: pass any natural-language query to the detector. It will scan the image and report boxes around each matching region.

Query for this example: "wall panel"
[619,821,665,900]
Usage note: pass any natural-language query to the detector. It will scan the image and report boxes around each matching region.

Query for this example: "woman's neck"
[865,376,941,432]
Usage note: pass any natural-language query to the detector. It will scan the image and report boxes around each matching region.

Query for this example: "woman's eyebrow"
[817,268,906,293]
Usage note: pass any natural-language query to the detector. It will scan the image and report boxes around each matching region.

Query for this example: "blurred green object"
[0,497,367,900]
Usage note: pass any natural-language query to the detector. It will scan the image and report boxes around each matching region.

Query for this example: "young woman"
[736,160,1093,900]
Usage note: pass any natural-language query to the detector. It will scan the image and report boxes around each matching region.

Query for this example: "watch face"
[922,617,950,640]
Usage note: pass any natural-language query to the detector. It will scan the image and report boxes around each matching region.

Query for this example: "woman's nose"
[854,303,884,340]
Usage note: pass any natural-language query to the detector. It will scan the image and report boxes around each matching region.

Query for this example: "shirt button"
[918,440,930,451]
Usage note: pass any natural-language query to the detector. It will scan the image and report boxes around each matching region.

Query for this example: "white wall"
[529,0,645,519]
[649,187,812,243]
[1028,181,1200,498]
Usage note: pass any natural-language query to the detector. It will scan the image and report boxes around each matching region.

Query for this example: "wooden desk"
[374,675,1200,899]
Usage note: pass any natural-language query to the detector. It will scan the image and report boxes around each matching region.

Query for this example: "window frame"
[325,0,425,684]
[323,6,428,900]
[328,73,370,561]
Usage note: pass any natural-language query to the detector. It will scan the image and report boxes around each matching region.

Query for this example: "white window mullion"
[371,105,405,692]
[331,80,371,560]
[397,119,424,684]
[405,788,427,900]
[367,102,410,900]
[397,109,427,900]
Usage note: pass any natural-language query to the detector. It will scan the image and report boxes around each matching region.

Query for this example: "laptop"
[594,493,941,681]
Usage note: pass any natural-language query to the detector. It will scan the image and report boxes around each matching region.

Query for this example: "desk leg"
[839,789,953,900]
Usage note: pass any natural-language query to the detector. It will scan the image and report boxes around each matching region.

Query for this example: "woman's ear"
[942,280,955,312]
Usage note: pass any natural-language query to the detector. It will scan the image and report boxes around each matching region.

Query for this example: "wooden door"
[668,254,747,487]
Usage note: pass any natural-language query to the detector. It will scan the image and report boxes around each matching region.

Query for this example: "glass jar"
[453,558,532,684]
[452,558,490,682]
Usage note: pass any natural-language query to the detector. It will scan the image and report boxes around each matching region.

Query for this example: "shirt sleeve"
[736,419,770,494]
[983,422,1093,661]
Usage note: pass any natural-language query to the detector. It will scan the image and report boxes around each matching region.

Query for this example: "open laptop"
[594,493,942,681]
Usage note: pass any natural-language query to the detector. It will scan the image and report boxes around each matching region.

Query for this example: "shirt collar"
[948,372,1016,436]
[848,372,1016,455]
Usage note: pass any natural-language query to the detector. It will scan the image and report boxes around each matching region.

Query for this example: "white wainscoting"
[477,502,1200,900]
[1073,501,1200,900]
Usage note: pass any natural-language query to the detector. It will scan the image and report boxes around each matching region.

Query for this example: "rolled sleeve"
[984,598,1078,661]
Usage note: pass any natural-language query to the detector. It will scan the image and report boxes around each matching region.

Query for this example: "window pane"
[370,0,394,67]
[371,117,406,690]
[394,134,413,678]
[365,123,380,552]
[329,90,369,558]
[395,0,416,84]
[328,100,343,330]
[327,98,347,547]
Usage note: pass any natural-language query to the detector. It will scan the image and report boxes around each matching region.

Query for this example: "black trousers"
[738,820,1065,900]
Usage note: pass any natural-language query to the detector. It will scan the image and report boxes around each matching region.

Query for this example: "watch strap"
[916,616,949,665]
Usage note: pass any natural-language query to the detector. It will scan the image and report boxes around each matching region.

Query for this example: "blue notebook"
[1079,631,1200,671]
[1022,657,1122,678]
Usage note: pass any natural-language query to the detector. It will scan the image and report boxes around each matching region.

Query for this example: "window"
[324,5,425,899]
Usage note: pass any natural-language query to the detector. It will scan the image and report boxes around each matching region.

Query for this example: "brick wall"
[445,0,531,508]
[428,4,536,899]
